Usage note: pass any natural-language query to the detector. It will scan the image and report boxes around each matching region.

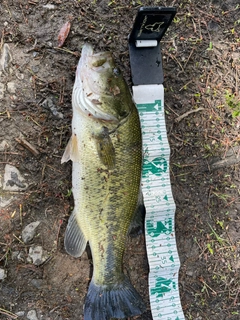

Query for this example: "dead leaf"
[57,21,71,48]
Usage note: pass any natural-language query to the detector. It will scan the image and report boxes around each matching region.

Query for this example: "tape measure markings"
[133,84,185,320]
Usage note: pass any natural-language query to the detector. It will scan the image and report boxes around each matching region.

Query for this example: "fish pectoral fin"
[93,126,116,170]
[64,209,87,258]
[129,189,146,237]
[61,134,79,163]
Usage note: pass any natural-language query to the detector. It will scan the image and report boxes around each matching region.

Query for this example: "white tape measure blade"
[133,84,185,320]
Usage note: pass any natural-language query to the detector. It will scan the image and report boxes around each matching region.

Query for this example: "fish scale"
[133,84,185,320]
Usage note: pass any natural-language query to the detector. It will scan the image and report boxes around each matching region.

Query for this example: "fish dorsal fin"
[64,209,88,258]
[61,134,79,163]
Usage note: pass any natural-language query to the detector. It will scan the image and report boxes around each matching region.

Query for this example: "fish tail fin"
[84,276,146,320]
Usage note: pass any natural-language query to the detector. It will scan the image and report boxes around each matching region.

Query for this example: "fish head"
[73,43,133,123]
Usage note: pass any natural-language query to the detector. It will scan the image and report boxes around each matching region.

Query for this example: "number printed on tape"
[133,84,185,320]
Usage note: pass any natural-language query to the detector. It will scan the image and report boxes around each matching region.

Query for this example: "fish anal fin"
[61,134,80,164]
[64,209,87,258]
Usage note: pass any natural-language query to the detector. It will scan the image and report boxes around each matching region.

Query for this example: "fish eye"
[113,67,121,76]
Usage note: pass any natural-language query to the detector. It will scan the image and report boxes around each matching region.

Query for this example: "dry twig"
[15,137,39,156]
[0,307,18,319]
[175,107,204,122]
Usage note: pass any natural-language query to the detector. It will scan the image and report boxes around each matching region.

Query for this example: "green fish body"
[62,43,145,319]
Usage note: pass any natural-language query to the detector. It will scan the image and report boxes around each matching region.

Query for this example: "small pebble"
[27,309,38,320]
[7,81,16,94]
[3,164,28,191]
[0,83,5,99]
[40,98,63,119]
[186,270,194,277]
[43,4,55,10]
[0,268,7,280]
[0,43,12,73]
[0,140,9,151]
[33,51,39,58]
[28,245,48,266]
[12,251,25,262]
[31,279,43,289]
[15,311,25,317]
[22,221,40,243]
[0,195,15,208]
[31,65,39,73]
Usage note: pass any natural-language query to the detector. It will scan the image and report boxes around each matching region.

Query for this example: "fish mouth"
[73,44,120,122]
[79,44,114,91]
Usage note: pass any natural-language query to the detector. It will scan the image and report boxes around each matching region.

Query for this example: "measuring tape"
[133,84,185,320]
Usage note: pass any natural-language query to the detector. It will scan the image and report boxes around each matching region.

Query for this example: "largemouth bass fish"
[62,43,145,320]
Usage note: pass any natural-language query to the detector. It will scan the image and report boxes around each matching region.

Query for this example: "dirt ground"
[0,0,239,319]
